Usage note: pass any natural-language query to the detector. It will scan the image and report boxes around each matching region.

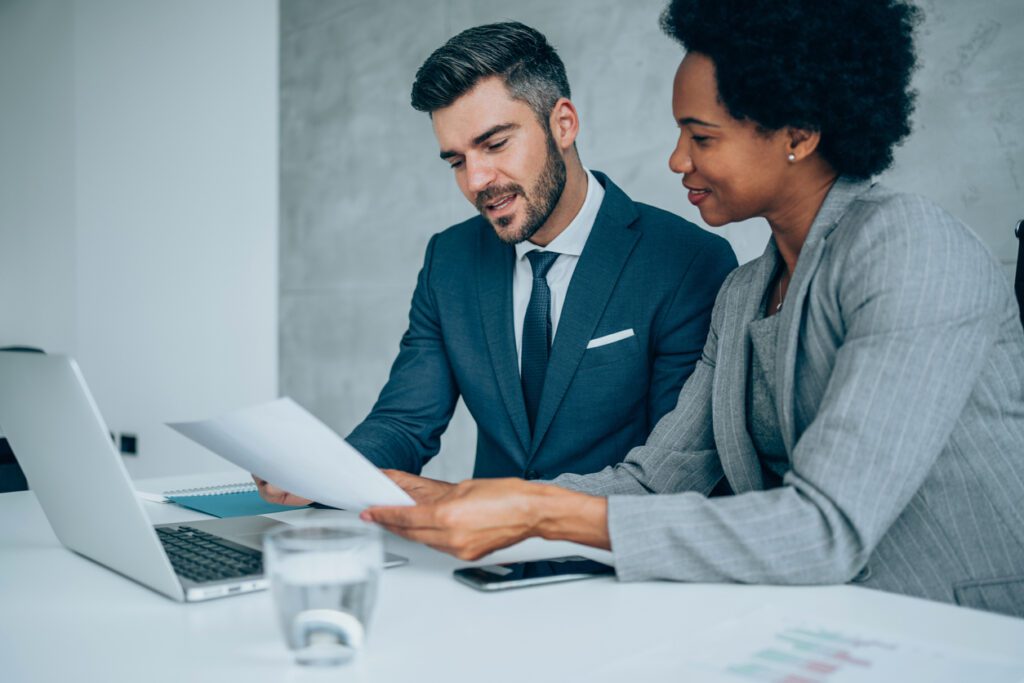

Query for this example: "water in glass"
[264,521,382,666]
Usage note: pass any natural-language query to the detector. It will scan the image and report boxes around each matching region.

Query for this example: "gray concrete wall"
[280,0,1024,483]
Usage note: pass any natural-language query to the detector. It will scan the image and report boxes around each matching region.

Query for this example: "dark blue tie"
[522,251,561,433]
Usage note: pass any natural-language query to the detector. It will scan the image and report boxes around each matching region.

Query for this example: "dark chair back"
[1016,219,1023,329]
[0,438,27,493]
[0,346,46,493]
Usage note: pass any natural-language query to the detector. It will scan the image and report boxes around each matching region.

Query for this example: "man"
[259,22,735,504]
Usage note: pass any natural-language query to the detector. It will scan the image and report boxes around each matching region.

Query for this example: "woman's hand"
[252,469,454,508]
[381,469,456,504]
[361,478,610,560]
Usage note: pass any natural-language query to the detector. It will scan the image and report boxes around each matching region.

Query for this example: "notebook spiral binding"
[163,482,257,497]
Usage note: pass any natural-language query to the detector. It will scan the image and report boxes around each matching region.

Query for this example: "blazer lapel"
[527,174,640,456]
[712,243,774,493]
[478,225,532,455]
[774,177,873,453]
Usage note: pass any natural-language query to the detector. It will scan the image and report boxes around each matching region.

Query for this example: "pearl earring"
[787,153,796,162]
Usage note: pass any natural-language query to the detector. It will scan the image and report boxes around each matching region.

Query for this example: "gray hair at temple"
[410,21,571,124]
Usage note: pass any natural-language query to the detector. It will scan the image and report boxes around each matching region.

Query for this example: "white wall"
[0,0,279,478]
[0,0,77,356]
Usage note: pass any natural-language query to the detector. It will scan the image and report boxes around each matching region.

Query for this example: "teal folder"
[167,489,307,518]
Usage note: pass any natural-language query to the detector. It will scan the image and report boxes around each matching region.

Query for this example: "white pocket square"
[586,328,635,349]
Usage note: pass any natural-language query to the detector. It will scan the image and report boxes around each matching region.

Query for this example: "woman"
[363,0,1024,617]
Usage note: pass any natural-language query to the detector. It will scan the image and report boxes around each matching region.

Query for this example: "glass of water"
[263,520,383,666]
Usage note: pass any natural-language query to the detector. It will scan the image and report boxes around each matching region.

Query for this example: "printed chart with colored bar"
[696,606,1024,683]
[728,625,914,681]
[580,604,1024,683]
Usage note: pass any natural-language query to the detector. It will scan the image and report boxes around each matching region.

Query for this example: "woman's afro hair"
[661,0,921,179]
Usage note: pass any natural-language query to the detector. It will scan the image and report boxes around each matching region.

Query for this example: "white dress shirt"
[513,168,606,369]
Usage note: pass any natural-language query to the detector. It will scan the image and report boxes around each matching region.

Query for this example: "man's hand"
[252,474,313,507]
[382,469,456,504]
[361,478,610,561]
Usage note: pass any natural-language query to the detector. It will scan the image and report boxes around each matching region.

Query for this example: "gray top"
[747,310,788,486]
[554,178,1024,618]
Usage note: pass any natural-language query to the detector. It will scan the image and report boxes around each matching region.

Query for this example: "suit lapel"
[712,244,774,493]
[478,224,532,455]
[527,174,639,456]
[774,178,872,453]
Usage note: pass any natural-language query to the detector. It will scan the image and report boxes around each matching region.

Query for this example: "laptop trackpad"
[185,516,287,550]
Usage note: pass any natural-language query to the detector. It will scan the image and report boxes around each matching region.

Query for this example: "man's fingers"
[252,475,312,506]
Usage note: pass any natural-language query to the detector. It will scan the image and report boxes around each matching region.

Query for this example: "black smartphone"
[452,556,615,592]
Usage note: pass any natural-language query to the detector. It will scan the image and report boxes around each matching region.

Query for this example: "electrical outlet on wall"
[118,433,138,456]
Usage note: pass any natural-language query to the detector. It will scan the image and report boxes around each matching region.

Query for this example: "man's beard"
[474,133,567,245]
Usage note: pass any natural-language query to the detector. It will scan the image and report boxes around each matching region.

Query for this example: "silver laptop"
[0,353,403,602]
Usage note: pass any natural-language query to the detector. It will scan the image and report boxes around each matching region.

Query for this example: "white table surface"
[3,473,1023,682]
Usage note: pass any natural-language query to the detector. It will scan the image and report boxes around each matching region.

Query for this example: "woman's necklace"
[776,271,789,313]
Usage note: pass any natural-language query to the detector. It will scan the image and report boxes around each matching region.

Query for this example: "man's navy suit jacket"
[347,172,737,479]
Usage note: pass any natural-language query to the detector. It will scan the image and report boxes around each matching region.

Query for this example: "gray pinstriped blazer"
[554,178,1024,617]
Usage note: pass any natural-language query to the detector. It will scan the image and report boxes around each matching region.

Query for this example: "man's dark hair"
[661,0,921,180]
[411,22,571,123]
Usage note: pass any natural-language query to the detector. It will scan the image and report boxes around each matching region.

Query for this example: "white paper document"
[167,398,414,510]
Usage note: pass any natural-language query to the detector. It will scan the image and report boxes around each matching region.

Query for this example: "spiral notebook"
[158,482,308,518]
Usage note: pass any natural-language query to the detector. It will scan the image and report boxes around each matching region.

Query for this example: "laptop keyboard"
[156,525,262,584]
